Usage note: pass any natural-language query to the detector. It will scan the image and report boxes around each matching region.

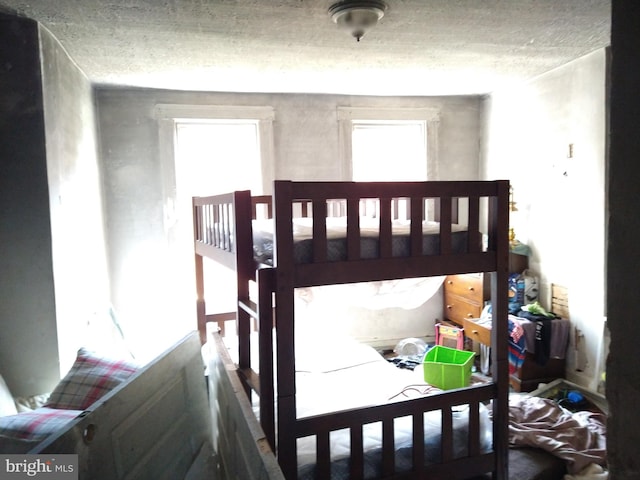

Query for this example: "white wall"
[40,26,112,377]
[481,48,608,389]
[96,89,482,355]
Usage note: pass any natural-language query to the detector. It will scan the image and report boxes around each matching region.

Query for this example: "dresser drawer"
[444,293,482,326]
[444,274,484,304]
[463,318,492,346]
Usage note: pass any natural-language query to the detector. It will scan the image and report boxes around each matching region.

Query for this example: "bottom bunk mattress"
[220,331,493,479]
[296,400,491,480]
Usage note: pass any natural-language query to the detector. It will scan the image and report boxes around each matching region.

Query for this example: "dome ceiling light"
[328,0,388,42]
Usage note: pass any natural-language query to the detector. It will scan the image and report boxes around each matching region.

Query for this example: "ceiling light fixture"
[328,0,388,42]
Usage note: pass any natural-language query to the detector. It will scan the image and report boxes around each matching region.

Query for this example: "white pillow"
[295,335,385,373]
[0,375,17,417]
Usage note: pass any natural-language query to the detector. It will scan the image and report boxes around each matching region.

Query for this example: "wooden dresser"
[443,253,528,327]
[443,273,489,327]
[463,315,567,392]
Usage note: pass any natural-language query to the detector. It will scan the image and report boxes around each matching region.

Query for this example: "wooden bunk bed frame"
[194,180,510,480]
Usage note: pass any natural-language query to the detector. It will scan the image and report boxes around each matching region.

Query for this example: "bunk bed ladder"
[235,192,278,452]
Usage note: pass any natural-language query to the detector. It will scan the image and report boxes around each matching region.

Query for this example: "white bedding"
[219,331,492,475]
[294,341,421,417]
[293,349,491,473]
[295,276,445,311]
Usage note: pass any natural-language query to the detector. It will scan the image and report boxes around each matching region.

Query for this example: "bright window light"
[174,121,263,324]
[351,121,427,181]
[175,120,262,195]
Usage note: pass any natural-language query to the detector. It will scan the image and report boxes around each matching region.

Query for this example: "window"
[351,120,427,181]
[174,120,262,196]
[338,107,440,182]
[337,107,442,220]
[149,105,274,351]
[156,104,275,197]
[173,119,265,319]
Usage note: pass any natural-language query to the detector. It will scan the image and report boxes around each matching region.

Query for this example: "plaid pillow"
[45,348,138,410]
[0,407,82,441]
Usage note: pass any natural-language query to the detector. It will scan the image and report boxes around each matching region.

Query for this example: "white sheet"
[295,276,445,311]
[294,358,491,470]
[219,331,492,471]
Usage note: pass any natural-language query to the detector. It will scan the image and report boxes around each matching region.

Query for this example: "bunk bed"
[194,180,510,480]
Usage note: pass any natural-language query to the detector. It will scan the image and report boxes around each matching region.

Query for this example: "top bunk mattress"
[252,217,470,266]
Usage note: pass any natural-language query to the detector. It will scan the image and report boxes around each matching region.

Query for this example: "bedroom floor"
[465,447,567,480]
[466,372,576,480]
[382,354,567,480]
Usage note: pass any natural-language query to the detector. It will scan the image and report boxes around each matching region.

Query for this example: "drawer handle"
[466,313,473,317]
[472,329,479,335]
[468,286,475,291]
[446,305,452,310]
[447,280,453,285]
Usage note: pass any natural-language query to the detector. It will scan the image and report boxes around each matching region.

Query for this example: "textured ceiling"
[0,0,611,96]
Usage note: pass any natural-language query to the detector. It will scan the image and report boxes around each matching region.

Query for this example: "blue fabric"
[508,318,526,374]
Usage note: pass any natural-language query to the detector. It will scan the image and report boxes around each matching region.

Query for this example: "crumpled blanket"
[509,395,607,474]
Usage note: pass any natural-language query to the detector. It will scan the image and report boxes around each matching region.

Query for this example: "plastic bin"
[423,345,475,390]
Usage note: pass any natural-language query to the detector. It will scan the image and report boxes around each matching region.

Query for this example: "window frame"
[337,106,441,181]
[155,104,275,196]
[154,104,275,236]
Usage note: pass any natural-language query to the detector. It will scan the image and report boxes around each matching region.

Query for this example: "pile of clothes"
[509,394,607,477]
[508,301,565,374]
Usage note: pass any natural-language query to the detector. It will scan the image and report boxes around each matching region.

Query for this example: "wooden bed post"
[273,180,298,479]
[258,267,277,452]
[194,254,206,345]
[193,198,207,345]
[234,191,254,393]
[490,180,510,480]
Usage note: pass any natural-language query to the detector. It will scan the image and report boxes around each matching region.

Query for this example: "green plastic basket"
[423,345,475,390]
